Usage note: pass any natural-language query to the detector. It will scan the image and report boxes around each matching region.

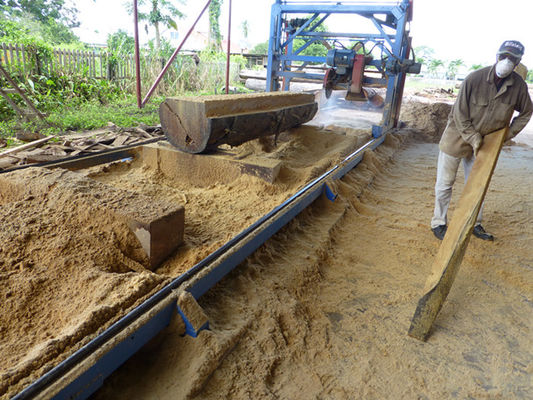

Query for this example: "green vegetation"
[208,0,223,50]
[46,96,161,131]
[251,40,268,55]
[0,95,162,138]
[128,0,185,52]
[0,9,247,140]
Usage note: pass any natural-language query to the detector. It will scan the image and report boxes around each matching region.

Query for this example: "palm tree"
[208,0,223,50]
[428,59,444,78]
[446,59,465,80]
[133,0,185,52]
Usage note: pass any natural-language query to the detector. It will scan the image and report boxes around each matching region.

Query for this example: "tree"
[250,40,268,55]
[132,0,185,53]
[446,58,464,80]
[427,59,444,77]
[208,0,223,50]
[292,16,329,59]
[527,69,533,83]
[414,45,435,67]
[470,64,483,71]
[240,20,249,39]
[0,0,80,28]
[0,7,78,45]
[107,30,135,56]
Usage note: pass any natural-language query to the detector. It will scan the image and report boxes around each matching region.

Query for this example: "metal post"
[225,0,232,94]
[141,0,212,107]
[266,2,281,91]
[133,0,142,108]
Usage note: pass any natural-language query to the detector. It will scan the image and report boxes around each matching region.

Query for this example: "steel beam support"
[266,0,413,136]
[298,31,395,39]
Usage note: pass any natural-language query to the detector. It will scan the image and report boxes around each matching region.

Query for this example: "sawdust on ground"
[0,122,371,399]
[0,169,171,398]
[88,124,370,278]
[92,130,533,399]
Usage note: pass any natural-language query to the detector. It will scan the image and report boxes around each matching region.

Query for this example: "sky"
[73,0,533,69]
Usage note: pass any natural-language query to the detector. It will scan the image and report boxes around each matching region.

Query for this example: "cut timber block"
[159,92,318,153]
[408,127,508,341]
[142,142,282,185]
[0,168,184,270]
[124,206,184,270]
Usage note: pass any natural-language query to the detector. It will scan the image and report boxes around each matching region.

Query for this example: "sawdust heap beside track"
[0,124,371,399]
[89,126,368,278]
[400,101,452,143]
[0,168,172,398]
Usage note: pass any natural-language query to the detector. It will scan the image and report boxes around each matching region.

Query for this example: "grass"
[0,84,254,146]
[46,96,163,131]
[0,95,164,139]
[405,76,458,91]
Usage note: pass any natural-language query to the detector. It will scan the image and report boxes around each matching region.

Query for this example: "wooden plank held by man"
[408,126,508,341]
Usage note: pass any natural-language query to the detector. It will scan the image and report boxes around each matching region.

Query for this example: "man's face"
[497,53,520,66]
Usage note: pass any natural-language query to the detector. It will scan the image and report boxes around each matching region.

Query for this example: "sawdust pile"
[90,125,370,278]
[0,124,371,398]
[0,169,169,399]
[93,133,532,399]
[400,101,452,142]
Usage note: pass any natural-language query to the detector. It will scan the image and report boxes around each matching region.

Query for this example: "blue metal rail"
[11,130,387,400]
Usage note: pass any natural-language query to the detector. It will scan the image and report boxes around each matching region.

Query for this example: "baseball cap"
[497,40,525,58]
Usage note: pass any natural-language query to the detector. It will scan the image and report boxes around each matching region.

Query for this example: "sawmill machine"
[266,0,420,137]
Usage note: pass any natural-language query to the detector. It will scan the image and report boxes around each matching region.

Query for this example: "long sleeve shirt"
[439,65,533,158]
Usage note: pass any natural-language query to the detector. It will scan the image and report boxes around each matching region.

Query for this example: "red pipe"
[225,0,232,94]
[133,0,142,108]
[141,0,213,107]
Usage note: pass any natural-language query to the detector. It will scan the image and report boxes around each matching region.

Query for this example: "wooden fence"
[0,43,136,79]
[1,43,266,79]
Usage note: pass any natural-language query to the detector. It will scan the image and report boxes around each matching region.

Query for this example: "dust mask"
[495,58,515,78]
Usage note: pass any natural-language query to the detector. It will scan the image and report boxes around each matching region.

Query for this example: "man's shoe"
[473,224,494,241]
[431,224,447,240]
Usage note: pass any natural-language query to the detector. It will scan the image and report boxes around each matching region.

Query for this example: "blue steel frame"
[266,0,413,137]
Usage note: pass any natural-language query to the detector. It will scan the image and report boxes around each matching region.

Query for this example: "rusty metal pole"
[133,0,142,108]
[225,0,232,94]
[141,0,212,107]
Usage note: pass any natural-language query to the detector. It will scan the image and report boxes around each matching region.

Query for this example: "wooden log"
[159,92,318,153]
[408,127,508,341]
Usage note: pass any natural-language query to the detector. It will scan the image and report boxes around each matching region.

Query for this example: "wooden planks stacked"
[0,125,164,171]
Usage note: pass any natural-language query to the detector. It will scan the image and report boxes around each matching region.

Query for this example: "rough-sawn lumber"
[408,127,508,341]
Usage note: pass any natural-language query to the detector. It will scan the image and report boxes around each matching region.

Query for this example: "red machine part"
[349,54,365,94]
[345,54,366,101]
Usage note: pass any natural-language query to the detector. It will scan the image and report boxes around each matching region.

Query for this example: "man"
[431,40,533,241]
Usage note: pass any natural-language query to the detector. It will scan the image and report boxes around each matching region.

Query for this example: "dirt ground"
[1,89,532,399]
[92,128,532,398]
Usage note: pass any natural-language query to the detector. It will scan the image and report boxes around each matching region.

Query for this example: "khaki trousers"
[431,150,484,229]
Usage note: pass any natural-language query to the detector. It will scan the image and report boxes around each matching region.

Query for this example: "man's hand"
[472,134,483,157]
